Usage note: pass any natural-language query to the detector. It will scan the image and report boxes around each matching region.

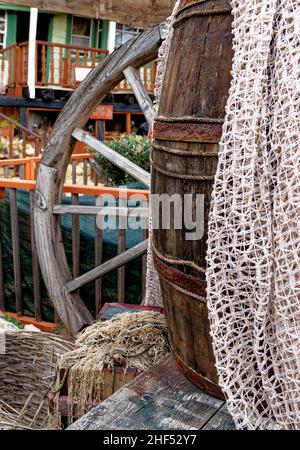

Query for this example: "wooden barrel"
[151,0,233,400]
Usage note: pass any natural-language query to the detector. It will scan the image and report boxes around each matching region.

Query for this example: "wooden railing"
[35,41,108,89]
[0,153,96,183]
[115,61,157,93]
[0,41,157,95]
[0,154,149,328]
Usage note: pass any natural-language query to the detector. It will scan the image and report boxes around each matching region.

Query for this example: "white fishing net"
[143,0,181,308]
[207,0,300,430]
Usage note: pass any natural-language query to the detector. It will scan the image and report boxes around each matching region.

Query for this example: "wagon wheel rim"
[34,25,163,335]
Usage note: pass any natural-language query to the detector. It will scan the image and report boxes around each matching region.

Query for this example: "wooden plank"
[71,194,80,279]
[123,66,155,127]
[95,197,103,314]
[72,129,150,187]
[201,404,236,430]
[30,191,42,321]
[67,239,148,293]
[9,188,22,314]
[68,354,229,430]
[0,1,174,28]
[118,197,126,303]
[53,204,149,217]
[0,179,148,198]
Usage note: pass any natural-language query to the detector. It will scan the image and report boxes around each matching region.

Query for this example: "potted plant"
[0,115,19,138]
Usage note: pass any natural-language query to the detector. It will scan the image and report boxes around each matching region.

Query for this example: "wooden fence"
[0,155,149,329]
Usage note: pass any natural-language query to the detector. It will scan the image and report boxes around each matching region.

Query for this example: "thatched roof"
[0,0,176,27]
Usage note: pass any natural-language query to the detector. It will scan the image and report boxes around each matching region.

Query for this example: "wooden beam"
[27,7,38,99]
[53,204,149,217]
[67,239,148,293]
[123,66,155,127]
[0,1,175,28]
[72,128,150,187]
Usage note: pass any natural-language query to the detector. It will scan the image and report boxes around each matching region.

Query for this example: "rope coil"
[152,143,218,157]
[156,115,224,124]
[173,7,232,28]
[151,240,206,274]
[150,157,215,181]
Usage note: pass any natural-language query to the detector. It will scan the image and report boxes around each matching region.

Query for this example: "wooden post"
[107,21,116,54]
[118,197,126,303]
[95,196,103,314]
[10,188,22,315]
[83,159,88,185]
[27,7,38,99]
[72,160,77,184]
[30,191,42,321]
[72,193,80,279]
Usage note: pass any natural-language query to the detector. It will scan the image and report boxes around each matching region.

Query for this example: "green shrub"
[93,135,151,186]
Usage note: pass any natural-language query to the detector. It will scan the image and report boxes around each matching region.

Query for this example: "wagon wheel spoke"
[72,128,150,187]
[52,205,149,216]
[34,25,163,335]
[67,240,148,293]
[123,66,155,127]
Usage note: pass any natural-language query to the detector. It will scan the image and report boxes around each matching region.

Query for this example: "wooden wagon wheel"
[34,25,164,335]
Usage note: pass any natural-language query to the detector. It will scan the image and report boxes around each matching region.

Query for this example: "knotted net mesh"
[207,0,300,430]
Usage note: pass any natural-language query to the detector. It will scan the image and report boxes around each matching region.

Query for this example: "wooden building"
[0,3,159,142]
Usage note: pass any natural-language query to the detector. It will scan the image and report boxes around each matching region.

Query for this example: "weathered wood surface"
[152,0,233,398]
[29,190,42,321]
[95,197,103,314]
[0,0,175,28]
[67,239,148,293]
[10,188,22,314]
[118,197,127,303]
[73,128,150,187]
[71,193,80,279]
[123,66,155,127]
[68,354,235,430]
[53,204,149,217]
[34,164,93,334]
[35,28,161,334]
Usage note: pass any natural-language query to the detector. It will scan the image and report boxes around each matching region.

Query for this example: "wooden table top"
[68,354,235,430]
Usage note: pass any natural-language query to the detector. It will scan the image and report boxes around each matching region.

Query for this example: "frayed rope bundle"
[52,311,170,425]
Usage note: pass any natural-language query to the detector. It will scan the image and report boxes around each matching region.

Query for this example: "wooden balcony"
[0,41,157,97]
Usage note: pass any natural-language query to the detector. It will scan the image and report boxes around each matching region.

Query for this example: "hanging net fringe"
[143,0,181,308]
[207,0,300,430]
